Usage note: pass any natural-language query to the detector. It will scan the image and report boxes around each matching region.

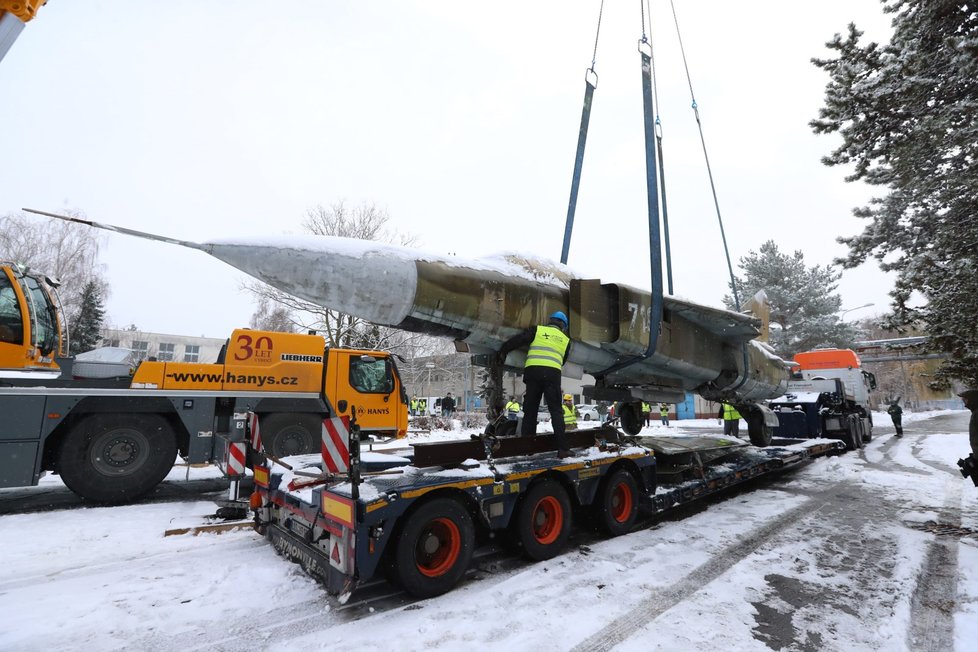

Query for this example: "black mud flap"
[266,524,350,595]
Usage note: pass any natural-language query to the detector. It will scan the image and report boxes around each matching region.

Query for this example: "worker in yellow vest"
[410,396,419,416]
[641,402,651,427]
[497,311,574,457]
[659,403,670,426]
[718,402,742,437]
[505,396,521,421]
[562,393,578,428]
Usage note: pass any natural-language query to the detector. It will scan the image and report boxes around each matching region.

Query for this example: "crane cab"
[0,263,65,379]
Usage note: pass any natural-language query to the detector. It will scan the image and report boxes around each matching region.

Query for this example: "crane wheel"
[593,469,639,536]
[261,413,320,458]
[514,479,572,560]
[392,497,475,598]
[56,413,177,504]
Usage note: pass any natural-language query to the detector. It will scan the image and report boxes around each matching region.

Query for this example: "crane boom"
[0,0,46,63]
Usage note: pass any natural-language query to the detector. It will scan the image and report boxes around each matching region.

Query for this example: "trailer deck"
[252,427,846,599]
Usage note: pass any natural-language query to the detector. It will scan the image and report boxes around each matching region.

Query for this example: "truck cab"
[0,263,64,379]
[130,329,409,454]
[771,348,876,450]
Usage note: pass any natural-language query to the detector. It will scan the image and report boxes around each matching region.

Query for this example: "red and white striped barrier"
[248,412,263,452]
[321,416,350,473]
[227,441,247,477]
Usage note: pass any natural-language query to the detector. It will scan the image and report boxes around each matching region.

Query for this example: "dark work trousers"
[520,365,569,451]
[891,415,903,436]
[971,411,978,457]
[723,419,740,437]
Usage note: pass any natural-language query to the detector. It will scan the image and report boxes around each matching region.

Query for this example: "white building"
[100,328,226,364]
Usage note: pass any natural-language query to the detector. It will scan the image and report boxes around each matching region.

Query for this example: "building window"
[184,344,200,363]
[131,340,150,361]
[158,342,175,362]
[102,338,120,348]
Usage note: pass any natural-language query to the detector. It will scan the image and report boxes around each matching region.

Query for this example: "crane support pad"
[412,427,620,468]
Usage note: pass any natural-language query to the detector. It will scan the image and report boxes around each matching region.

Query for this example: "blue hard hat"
[550,311,568,326]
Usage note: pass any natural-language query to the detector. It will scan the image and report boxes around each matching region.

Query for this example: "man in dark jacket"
[887,399,904,437]
[441,392,456,417]
[957,390,978,485]
[497,311,573,457]
[960,390,978,457]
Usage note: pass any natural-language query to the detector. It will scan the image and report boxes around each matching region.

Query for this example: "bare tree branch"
[242,200,437,355]
[0,209,109,324]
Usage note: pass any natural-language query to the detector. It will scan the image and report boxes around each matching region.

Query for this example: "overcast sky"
[0,1,895,338]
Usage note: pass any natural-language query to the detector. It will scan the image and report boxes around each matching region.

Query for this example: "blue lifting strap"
[560,69,598,265]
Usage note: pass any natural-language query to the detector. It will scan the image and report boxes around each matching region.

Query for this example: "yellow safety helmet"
[563,394,572,401]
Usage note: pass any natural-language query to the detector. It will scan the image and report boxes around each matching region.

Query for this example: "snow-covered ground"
[2,412,976,651]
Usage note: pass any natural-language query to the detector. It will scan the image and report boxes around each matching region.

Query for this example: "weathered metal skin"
[392,254,787,404]
[20,211,789,407]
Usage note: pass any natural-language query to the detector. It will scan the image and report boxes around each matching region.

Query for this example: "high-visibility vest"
[660,405,669,416]
[562,403,577,426]
[641,402,650,413]
[722,404,741,421]
[525,325,569,370]
[506,401,521,415]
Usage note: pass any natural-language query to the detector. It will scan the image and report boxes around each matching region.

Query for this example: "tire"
[746,409,772,448]
[514,479,572,561]
[56,413,177,504]
[392,498,475,598]
[593,469,639,536]
[618,402,643,436]
[842,417,860,451]
[863,420,873,443]
[261,413,320,458]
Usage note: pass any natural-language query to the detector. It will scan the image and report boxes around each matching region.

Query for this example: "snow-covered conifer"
[811,0,978,387]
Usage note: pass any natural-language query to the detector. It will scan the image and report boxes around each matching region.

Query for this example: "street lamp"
[840,302,874,318]
[424,362,435,413]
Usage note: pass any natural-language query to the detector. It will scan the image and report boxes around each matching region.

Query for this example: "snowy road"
[2,412,976,651]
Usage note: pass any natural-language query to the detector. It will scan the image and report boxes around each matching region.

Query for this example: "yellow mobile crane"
[0,262,66,379]
[0,0,45,62]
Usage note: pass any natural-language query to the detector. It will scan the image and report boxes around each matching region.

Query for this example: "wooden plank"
[411,427,618,468]
[164,521,254,537]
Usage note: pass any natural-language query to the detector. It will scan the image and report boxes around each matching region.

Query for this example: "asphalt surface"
[4,413,975,650]
[0,474,250,515]
[568,411,977,651]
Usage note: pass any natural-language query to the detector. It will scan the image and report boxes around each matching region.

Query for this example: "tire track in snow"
[569,480,852,652]
[0,535,262,592]
[906,479,962,651]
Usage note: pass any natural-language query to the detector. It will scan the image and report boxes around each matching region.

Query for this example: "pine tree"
[69,280,106,355]
[811,0,978,387]
[724,241,858,357]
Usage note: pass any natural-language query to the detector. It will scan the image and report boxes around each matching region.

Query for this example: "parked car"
[576,403,599,421]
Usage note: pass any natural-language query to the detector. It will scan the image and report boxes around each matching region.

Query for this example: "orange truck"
[0,327,409,503]
[769,348,877,451]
